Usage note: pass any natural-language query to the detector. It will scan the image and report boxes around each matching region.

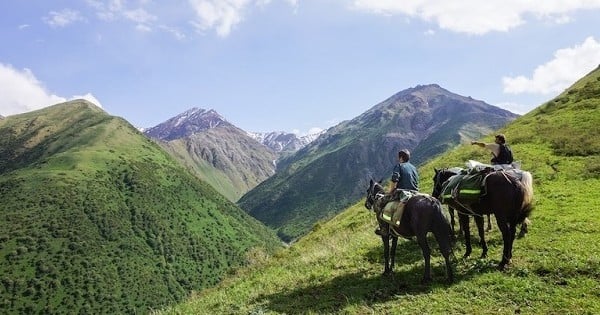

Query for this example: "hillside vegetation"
[145,108,278,202]
[156,67,600,314]
[0,101,282,314]
[240,84,517,242]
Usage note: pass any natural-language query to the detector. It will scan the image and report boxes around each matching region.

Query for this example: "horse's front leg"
[474,215,488,258]
[486,214,493,231]
[382,235,392,275]
[448,206,457,235]
[390,236,398,274]
[458,214,472,258]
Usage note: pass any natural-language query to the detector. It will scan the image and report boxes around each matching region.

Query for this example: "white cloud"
[351,0,600,34]
[43,9,84,28]
[136,24,152,32]
[503,36,600,95]
[123,8,156,24]
[160,25,186,40]
[189,0,252,37]
[494,101,530,115]
[72,93,104,108]
[86,0,157,32]
[0,63,102,117]
[188,0,298,37]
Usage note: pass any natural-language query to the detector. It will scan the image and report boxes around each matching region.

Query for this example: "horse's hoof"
[497,260,511,271]
[480,253,488,259]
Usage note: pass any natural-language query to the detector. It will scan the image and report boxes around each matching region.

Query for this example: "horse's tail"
[518,171,534,223]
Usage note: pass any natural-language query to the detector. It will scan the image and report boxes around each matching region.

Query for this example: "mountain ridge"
[239,84,518,241]
[144,108,325,202]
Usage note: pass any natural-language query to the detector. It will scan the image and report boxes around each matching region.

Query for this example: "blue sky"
[1,1,600,135]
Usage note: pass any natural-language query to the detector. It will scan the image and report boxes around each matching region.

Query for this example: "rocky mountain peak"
[248,130,325,153]
[144,107,232,140]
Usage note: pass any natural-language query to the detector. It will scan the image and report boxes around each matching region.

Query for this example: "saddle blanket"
[380,189,416,227]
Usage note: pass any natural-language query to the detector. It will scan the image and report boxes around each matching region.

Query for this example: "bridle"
[365,182,386,211]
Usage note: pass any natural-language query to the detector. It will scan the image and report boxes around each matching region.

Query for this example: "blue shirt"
[392,162,419,191]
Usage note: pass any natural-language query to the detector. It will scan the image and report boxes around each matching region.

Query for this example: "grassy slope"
[0,101,282,314]
[157,139,242,202]
[156,68,600,314]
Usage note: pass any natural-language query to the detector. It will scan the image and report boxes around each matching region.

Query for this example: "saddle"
[440,165,526,208]
[379,189,417,227]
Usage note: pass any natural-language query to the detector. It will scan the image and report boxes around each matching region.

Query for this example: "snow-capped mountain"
[144,108,230,141]
[248,130,324,153]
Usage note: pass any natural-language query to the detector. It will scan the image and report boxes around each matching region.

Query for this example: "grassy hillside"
[0,101,282,314]
[155,68,600,314]
[240,84,517,242]
[156,139,243,202]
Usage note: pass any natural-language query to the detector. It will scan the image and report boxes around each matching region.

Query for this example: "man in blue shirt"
[389,149,419,193]
[375,149,420,236]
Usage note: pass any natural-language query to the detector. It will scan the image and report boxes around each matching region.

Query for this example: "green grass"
[155,171,600,314]
[155,67,600,314]
[0,101,283,314]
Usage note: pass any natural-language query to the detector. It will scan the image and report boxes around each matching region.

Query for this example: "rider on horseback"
[375,149,420,236]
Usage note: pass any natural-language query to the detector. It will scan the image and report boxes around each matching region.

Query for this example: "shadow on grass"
[255,270,434,314]
[256,233,508,313]
[257,262,502,314]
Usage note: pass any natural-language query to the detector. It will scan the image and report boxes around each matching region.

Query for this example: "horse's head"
[432,168,460,199]
[365,178,385,210]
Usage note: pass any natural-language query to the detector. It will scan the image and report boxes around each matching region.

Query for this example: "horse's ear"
[378,178,384,184]
[369,179,374,186]
[434,168,438,173]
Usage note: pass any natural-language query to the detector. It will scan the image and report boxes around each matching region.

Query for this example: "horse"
[432,169,533,269]
[434,168,493,259]
[365,179,454,284]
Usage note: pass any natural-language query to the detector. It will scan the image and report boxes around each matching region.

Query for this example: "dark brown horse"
[365,179,454,284]
[432,169,533,269]
[434,168,492,259]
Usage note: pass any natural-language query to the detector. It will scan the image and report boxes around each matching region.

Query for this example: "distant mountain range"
[143,108,322,201]
[0,81,540,313]
[239,84,519,241]
[248,130,324,155]
[0,101,282,314]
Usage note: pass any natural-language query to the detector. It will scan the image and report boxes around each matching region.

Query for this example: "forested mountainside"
[0,101,282,314]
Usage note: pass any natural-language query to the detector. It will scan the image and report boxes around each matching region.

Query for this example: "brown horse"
[365,179,454,284]
[432,169,533,269]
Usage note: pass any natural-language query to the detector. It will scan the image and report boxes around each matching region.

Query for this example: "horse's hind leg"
[433,227,454,283]
[495,217,517,270]
[416,233,433,284]
[486,214,493,231]
[474,215,488,258]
